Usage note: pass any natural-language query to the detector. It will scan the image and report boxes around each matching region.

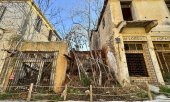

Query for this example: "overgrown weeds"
[163,73,170,84]
[159,85,170,96]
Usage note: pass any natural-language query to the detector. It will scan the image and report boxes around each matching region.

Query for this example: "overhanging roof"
[118,20,158,33]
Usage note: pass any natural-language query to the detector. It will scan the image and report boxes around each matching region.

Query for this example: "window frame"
[35,16,42,32]
[124,43,149,77]
[0,6,7,22]
[120,1,133,21]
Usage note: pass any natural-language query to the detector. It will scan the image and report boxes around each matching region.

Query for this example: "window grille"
[8,52,57,88]
[126,53,148,77]
[125,43,148,77]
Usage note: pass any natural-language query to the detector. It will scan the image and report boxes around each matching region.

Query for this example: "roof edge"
[96,0,108,31]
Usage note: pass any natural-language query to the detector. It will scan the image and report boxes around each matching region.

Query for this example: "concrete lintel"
[118,20,158,33]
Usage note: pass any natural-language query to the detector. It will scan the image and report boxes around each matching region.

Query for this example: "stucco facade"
[0,0,61,74]
[91,0,170,85]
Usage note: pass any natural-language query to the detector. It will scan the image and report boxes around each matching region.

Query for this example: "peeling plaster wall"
[92,0,170,85]
[91,2,114,50]
[0,1,58,76]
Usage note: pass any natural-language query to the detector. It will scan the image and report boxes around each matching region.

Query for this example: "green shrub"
[163,73,170,84]
[160,86,170,93]
[137,91,148,99]
[81,74,91,87]
[159,85,170,96]
[67,88,81,94]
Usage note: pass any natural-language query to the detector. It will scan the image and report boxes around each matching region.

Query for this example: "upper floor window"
[48,30,53,41]
[102,18,105,29]
[0,6,7,22]
[35,16,42,32]
[165,0,170,12]
[120,1,133,21]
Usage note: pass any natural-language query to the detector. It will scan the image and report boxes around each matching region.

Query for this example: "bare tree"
[65,25,88,51]
[65,0,103,51]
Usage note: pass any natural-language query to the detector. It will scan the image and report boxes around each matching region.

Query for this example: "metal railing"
[0,84,150,101]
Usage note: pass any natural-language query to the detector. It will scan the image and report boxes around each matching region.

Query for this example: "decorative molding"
[123,36,147,41]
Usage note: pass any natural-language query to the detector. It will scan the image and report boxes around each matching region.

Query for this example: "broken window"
[126,53,148,77]
[125,43,148,77]
[35,16,42,32]
[0,6,6,22]
[8,52,56,87]
[120,1,133,21]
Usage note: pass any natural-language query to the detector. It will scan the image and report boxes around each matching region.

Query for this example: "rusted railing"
[0,84,150,101]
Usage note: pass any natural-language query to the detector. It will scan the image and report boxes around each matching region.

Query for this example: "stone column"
[146,35,165,85]
[54,53,67,93]
[113,30,130,86]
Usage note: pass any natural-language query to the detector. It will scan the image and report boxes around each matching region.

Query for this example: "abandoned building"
[0,0,68,93]
[91,0,170,86]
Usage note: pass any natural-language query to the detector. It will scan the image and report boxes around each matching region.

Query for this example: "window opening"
[125,43,148,77]
[8,52,56,89]
[120,1,133,21]
[0,6,6,22]
[35,16,42,32]
[126,53,148,77]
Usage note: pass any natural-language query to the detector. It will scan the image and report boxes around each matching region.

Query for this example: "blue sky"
[35,0,104,39]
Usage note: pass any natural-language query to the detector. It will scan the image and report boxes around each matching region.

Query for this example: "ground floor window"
[124,43,148,77]
[126,53,148,77]
[8,52,57,87]
[154,42,170,84]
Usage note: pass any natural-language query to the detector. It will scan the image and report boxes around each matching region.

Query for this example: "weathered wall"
[0,2,55,42]
[91,31,100,50]
[91,2,113,50]
[92,0,170,85]
[100,3,114,49]
[0,1,59,75]
[132,0,170,24]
